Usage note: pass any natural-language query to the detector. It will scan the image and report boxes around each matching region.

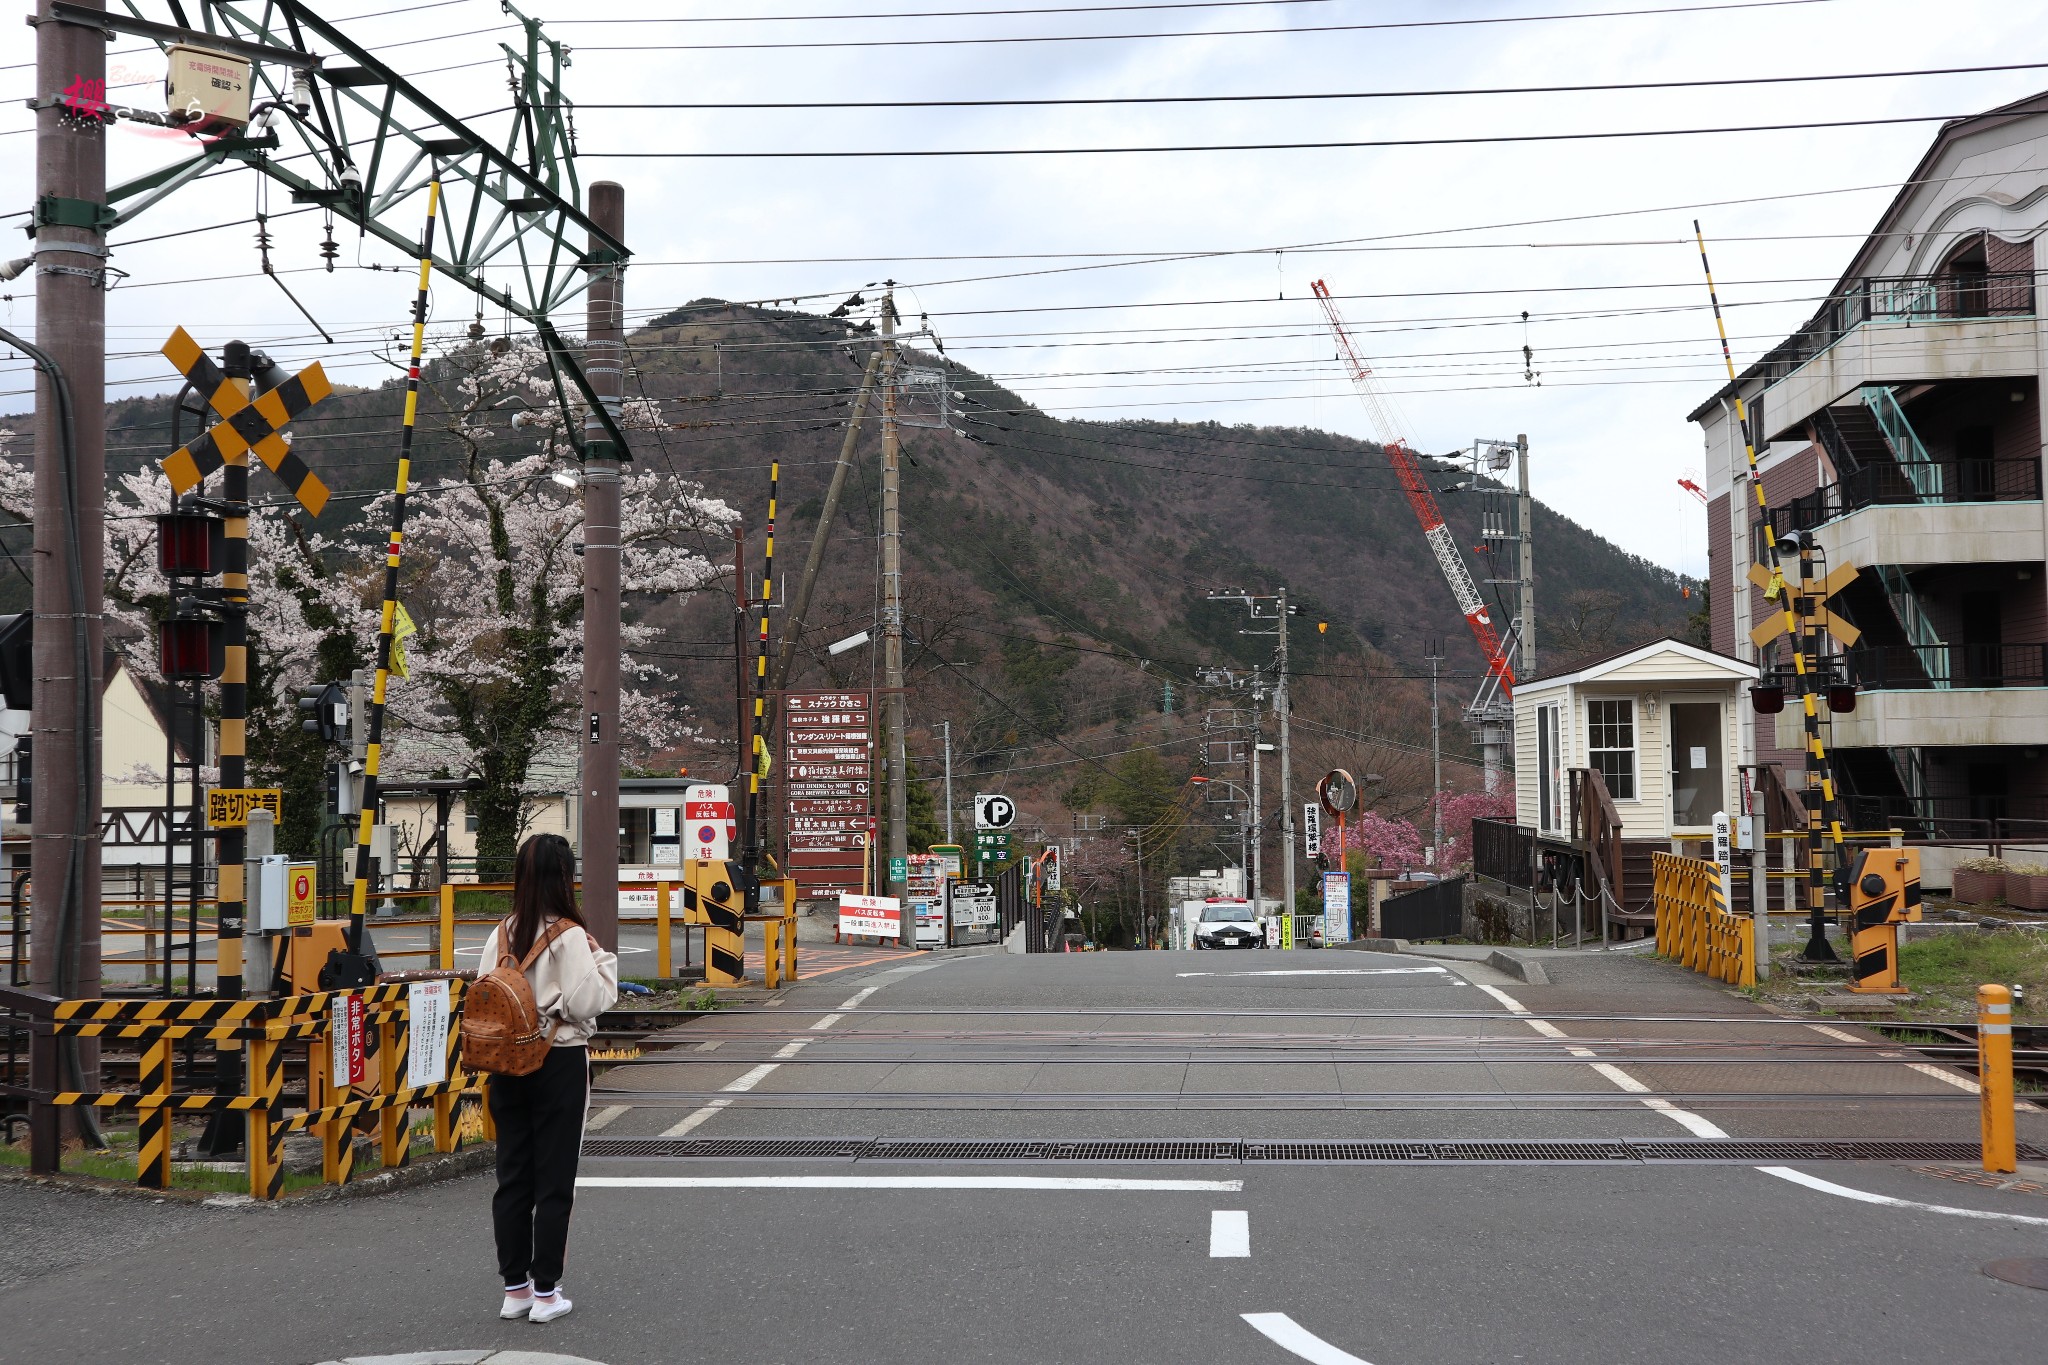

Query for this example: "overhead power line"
[572,59,2048,111]
[585,112,1972,159]
[563,0,1834,50]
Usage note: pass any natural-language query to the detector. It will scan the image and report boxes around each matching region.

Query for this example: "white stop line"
[1176,967,1447,978]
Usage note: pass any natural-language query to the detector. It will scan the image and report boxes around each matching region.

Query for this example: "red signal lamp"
[158,615,219,682]
[1826,684,1858,714]
[1749,685,1785,715]
[156,511,224,577]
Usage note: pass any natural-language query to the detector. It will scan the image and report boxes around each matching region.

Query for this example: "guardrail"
[1652,852,1753,988]
[1,978,486,1199]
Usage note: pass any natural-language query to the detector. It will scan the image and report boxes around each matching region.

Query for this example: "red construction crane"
[1677,471,1708,504]
[1310,279,1514,696]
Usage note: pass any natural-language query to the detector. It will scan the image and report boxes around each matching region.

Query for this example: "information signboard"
[838,892,901,939]
[778,692,872,899]
[1322,870,1351,943]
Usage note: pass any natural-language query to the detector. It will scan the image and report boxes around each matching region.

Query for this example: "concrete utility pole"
[878,288,912,946]
[1249,692,1264,914]
[941,720,955,845]
[1517,433,1535,679]
[31,0,108,1138]
[581,182,625,950]
[1277,589,1295,921]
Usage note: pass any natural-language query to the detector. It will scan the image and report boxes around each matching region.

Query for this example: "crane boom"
[1310,279,1514,695]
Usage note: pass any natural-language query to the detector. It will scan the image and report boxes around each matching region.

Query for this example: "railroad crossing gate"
[159,326,333,516]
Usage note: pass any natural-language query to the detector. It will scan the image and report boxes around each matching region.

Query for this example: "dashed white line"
[579,1175,1245,1192]
[1209,1209,1250,1258]
[584,1105,628,1132]
[1242,1312,1375,1365]
[658,982,888,1137]
[1807,1022,1985,1095]
[1471,980,1730,1139]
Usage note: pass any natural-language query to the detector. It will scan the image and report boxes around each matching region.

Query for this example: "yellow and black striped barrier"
[1652,852,1755,989]
[684,858,749,987]
[13,978,486,1199]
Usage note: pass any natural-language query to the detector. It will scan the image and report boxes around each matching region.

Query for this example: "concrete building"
[1688,90,2048,862]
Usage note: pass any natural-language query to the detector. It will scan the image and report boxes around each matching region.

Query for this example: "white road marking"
[585,1105,628,1132]
[660,982,884,1136]
[1242,1312,1375,1365]
[1210,1209,1250,1257]
[579,1175,1245,1192]
[1758,1166,2048,1227]
[1176,967,1447,979]
[694,1039,724,1052]
[1471,981,1731,1138]
[1806,1023,1860,1042]
[1807,1021,1997,1096]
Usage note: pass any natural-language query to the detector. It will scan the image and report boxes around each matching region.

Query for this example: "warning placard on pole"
[206,787,284,828]
[287,863,316,929]
[406,980,450,1089]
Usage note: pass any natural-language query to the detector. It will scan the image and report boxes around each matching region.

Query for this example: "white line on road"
[1210,1209,1250,1257]
[579,1175,1246,1192]
[585,1106,628,1132]
[1471,981,1730,1139]
[659,982,890,1136]
[1758,1166,2048,1226]
[1241,1312,1375,1365]
[1807,1022,1986,1096]
[1176,967,1447,978]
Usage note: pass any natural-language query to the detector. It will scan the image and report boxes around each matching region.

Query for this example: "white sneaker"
[528,1290,573,1324]
[499,1290,533,1320]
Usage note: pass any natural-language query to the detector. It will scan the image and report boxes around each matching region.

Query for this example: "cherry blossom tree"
[0,333,738,875]
[1320,809,1427,875]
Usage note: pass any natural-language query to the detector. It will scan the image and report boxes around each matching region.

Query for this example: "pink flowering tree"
[1427,788,1517,871]
[1321,810,1427,875]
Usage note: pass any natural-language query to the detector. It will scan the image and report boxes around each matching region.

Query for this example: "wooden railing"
[1569,767,1625,913]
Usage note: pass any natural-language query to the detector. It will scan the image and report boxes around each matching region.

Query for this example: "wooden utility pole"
[581,182,625,949]
[1516,434,1534,679]
[878,288,911,946]
[30,0,108,1146]
[1277,589,1296,924]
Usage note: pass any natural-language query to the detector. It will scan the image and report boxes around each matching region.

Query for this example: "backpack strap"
[518,917,575,973]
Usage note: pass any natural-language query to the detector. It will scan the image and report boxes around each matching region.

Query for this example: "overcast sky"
[4,0,2044,576]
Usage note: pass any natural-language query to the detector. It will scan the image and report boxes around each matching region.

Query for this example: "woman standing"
[480,832,619,1324]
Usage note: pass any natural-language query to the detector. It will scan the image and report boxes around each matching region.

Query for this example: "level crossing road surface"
[7,945,2048,1364]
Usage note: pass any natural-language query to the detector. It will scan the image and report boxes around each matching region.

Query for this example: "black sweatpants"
[489,1044,588,1292]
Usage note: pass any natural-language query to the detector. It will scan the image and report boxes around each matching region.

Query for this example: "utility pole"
[942,720,955,845]
[29,0,109,1149]
[1277,588,1295,922]
[1517,433,1535,679]
[581,181,625,950]
[1426,636,1446,867]
[1249,689,1264,914]
[878,287,911,947]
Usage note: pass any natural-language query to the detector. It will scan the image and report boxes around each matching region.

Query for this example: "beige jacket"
[477,917,620,1048]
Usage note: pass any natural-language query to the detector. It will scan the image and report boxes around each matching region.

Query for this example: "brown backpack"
[462,917,573,1077]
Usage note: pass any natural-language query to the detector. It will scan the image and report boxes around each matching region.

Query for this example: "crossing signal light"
[158,614,220,682]
[155,509,224,577]
[298,681,348,743]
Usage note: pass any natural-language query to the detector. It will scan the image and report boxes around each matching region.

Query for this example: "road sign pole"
[581,181,626,950]
[28,0,110,1150]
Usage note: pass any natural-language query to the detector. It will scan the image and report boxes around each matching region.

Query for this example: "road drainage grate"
[582,1137,2038,1164]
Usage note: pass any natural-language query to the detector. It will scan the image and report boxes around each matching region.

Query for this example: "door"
[1668,701,1725,831]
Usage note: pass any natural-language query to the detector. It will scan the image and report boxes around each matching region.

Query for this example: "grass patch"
[1895,931,2048,1019]
[0,1135,323,1195]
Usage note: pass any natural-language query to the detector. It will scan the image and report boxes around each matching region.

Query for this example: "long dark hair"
[508,833,584,959]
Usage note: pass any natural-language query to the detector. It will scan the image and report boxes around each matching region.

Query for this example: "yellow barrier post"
[377,1012,410,1169]
[316,1016,356,1186]
[657,880,673,980]
[135,1033,173,1189]
[1979,983,2017,1175]
[438,883,456,970]
[782,879,799,983]
[764,917,782,991]
[245,1031,285,1200]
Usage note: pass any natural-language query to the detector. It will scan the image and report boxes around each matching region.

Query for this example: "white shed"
[1513,638,1758,843]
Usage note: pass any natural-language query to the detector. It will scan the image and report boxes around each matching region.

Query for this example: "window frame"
[1536,701,1565,836]
[1584,696,1639,803]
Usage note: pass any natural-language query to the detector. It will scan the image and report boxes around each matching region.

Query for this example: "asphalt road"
[7,945,2047,1365]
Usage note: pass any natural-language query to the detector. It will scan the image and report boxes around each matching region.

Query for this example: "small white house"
[1513,638,1758,844]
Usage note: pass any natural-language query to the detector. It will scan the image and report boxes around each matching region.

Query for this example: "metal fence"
[1380,876,1466,942]
[1472,819,1534,889]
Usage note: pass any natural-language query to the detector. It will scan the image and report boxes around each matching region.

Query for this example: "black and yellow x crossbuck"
[1747,560,1862,650]
[159,326,333,516]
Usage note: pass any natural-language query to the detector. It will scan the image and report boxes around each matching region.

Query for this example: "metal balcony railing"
[1767,457,2042,534]
[1751,271,2038,387]
[1847,643,2048,691]
[1837,794,2048,844]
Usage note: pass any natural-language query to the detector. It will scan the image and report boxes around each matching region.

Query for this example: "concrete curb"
[1486,949,1550,986]
[1331,938,1411,953]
